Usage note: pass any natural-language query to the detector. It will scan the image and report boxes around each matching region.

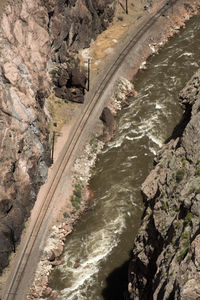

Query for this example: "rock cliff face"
[46,0,115,102]
[128,70,200,299]
[0,0,114,274]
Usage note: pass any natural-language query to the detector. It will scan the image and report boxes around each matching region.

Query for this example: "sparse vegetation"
[117,16,123,21]
[49,69,57,75]
[166,251,172,260]
[70,182,84,210]
[63,212,69,218]
[177,246,189,262]
[177,228,190,262]
[184,212,193,224]
[89,137,98,153]
[176,168,185,183]
[162,201,168,211]
[181,157,186,167]
[195,169,200,176]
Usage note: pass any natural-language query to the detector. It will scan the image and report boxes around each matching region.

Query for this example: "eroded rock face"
[0,0,115,274]
[128,69,200,299]
[0,0,51,273]
[100,107,116,142]
[46,0,115,102]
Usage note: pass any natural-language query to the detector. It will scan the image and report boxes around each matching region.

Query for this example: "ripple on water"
[49,15,200,300]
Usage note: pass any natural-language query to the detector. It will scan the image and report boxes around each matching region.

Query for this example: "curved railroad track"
[3,1,177,299]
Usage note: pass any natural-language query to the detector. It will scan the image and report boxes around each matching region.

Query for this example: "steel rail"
[3,1,177,299]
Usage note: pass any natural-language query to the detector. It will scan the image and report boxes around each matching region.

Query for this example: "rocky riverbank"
[24,1,200,299]
[1,0,200,298]
[0,0,115,278]
[128,70,200,298]
[27,77,135,300]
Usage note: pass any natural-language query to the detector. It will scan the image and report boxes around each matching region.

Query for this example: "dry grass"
[47,92,77,140]
[78,0,149,81]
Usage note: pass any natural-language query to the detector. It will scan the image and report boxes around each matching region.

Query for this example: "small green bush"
[195,169,200,176]
[184,212,193,224]
[63,212,69,218]
[176,168,185,183]
[49,69,57,75]
[181,157,186,167]
[177,246,189,262]
[70,182,83,210]
[118,16,123,21]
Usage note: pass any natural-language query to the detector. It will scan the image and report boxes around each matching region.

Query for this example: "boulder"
[58,69,70,87]
[42,287,52,297]
[100,107,116,142]
[71,68,87,89]
[0,199,13,215]
[69,88,84,103]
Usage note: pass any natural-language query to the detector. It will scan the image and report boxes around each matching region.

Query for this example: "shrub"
[176,168,185,183]
[184,212,193,224]
[118,16,123,21]
[70,182,83,210]
[177,246,189,262]
[49,69,57,75]
[195,169,200,176]
[63,212,69,218]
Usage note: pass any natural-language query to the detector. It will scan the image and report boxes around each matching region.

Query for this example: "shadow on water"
[102,254,132,300]
[165,103,192,144]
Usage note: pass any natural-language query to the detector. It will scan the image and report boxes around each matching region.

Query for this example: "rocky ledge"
[128,69,200,299]
[0,0,115,275]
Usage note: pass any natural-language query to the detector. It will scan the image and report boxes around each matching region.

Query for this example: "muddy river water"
[48,15,200,300]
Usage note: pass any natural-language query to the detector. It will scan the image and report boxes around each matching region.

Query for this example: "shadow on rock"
[102,259,130,300]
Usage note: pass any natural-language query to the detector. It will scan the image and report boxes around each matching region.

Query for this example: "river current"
[48,15,200,300]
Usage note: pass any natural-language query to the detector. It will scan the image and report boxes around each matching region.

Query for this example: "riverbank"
[128,68,200,300]
[26,1,200,299]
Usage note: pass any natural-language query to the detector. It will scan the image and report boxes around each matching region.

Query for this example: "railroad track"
[3,1,177,299]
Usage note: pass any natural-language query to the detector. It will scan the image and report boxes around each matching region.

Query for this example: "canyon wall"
[128,69,200,299]
[0,0,114,274]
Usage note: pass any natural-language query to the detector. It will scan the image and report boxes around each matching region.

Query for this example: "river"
[48,15,200,300]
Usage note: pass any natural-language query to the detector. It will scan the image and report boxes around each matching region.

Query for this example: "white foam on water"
[147,133,163,148]
[105,134,125,150]
[155,102,164,110]
[178,51,193,58]
[139,61,147,69]
[127,155,137,160]
[137,115,158,134]
[144,83,154,92]
[56,211,127,300]
[191,62,199,67]
[130,195,140,208]
[149,146,157,155]
[125,133,144,141]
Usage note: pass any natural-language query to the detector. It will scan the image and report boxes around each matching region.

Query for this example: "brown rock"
[74,262,80,268]
[48,250,56,262]
[69,88,84,103]
[71,68,87,89]
[0,198,13,215]
[52,245,64,258]
[51,290,61,298]
[141,169,158,200]
[100,107,116,142]
[86,187,94,201]
[51,259,64,266]
[58,69,70,87]
[42,287,52,297]
[63,225,72,233]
